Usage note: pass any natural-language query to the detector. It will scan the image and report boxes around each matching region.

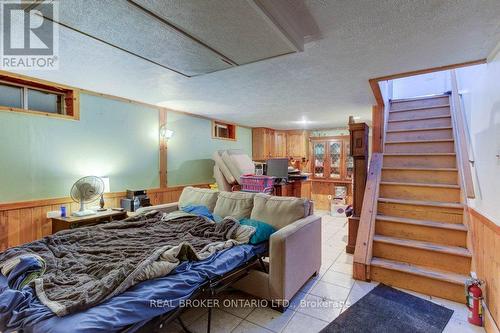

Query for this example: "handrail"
[449,70,475,199]
[353,153,383,280]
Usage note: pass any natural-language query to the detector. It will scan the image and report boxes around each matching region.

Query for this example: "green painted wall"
[310,128,350,137]
[0,93,253,202]
[0,93,160,202]
[167,111,252,186]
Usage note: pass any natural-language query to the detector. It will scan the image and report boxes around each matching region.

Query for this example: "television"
[266,158,289,180]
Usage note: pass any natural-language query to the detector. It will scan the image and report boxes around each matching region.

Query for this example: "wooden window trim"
[212,120,237,141]
[0,71,80,120]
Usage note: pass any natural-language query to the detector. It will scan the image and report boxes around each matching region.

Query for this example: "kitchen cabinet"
[286,130,309,158]
[252,128,275,160]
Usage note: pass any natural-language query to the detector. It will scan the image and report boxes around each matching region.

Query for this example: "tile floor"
[163,213,485,333]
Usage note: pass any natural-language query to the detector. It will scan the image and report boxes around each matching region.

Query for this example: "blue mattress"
[0,243,267,333]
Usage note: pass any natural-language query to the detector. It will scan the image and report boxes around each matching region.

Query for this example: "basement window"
[212,121,236,140]
[0,73,79,120]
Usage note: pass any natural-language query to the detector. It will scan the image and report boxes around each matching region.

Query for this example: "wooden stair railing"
[352,153,383,280]
[450,69,475,199]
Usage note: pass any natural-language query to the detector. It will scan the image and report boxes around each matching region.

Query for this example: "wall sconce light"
[160,125,174,142]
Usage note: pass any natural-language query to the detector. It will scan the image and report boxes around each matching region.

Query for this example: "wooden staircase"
[354,94,471,303]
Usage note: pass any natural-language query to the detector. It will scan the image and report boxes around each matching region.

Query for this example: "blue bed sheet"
[0,243,267,333]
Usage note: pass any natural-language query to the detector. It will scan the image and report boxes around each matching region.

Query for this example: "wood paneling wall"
[468,207,500,333]
[0,184,209,252]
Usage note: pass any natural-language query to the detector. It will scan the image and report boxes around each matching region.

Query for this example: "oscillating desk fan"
[70,176,104,217]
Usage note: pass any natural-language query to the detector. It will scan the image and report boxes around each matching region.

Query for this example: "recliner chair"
[213,150,255,191]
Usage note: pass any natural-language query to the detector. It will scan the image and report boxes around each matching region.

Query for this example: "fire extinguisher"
[465,277,484,326]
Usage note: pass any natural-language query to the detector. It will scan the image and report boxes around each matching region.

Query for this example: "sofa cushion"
[250,194,311,230]
[213,151,237,184]
[221,150,255,185]
[178,187,219,212]
[214,191,255,220]
[240,218,276,244]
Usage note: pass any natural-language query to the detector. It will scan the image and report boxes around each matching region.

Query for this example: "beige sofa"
[137,187,322,308]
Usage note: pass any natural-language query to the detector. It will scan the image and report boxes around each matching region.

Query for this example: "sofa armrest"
[269,215,322,301]
[135,202,179,215]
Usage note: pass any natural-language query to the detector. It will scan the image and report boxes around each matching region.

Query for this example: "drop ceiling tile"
[46,0,232,76]
[130,0,298,65]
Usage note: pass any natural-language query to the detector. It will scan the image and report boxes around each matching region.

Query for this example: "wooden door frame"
[368,59,486,152]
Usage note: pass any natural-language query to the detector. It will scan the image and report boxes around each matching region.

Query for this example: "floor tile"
[335,252,353,265]
[159,320,184,333]
[293,293,342,322]
[429,295,470,321]
[282,312,329,333]
[245,307,294,332]
[217,291,256,319]
[179,306,208,326]
[188,309,243,333]
[342,280,377,309]
[231,320,274,333]
[330,261,353,275]
[321,269,355,289]
[309,280,351,301]
[443,318,485,333]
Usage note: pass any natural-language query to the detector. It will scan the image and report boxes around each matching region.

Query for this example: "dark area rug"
[321,284,454,333]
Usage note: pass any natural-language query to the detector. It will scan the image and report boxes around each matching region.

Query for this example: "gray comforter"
[0,211,255,316]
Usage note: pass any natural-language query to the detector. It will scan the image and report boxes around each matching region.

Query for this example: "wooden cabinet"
[286,130,309,158]
[253,128,308,161]
[274,131,287,158]
[252,128,275,160]
[310,136,353,181]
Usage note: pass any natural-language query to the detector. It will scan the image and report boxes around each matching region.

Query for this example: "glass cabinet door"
[313,142,326,178]
[345,140,354,180]
[329,141,341,179]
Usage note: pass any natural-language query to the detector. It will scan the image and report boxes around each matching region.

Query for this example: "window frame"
[0,71,80,120]
[212,120,237,141]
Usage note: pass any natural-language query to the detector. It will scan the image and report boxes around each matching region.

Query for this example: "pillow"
[214,191,255,220]
[250,194,311,230]
[182,205,214,221]
[221,150,255,185]
[179,187,219,212]
[213,151,237,184]
[240,218,276,244]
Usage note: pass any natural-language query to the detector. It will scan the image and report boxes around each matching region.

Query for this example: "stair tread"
[388,115,451,123]
[382,167,458,171]
[385,139,454,144]
[386,127,452,133]
[373,235,471,257]
[391,95,450,103]
[378,197,463,209]
[390,105,450,113]
[380,181,460,189]
[371,257,468,285]
[376,214,468,231]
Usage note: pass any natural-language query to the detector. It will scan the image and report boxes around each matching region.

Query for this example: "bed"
[0,242,267,333]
